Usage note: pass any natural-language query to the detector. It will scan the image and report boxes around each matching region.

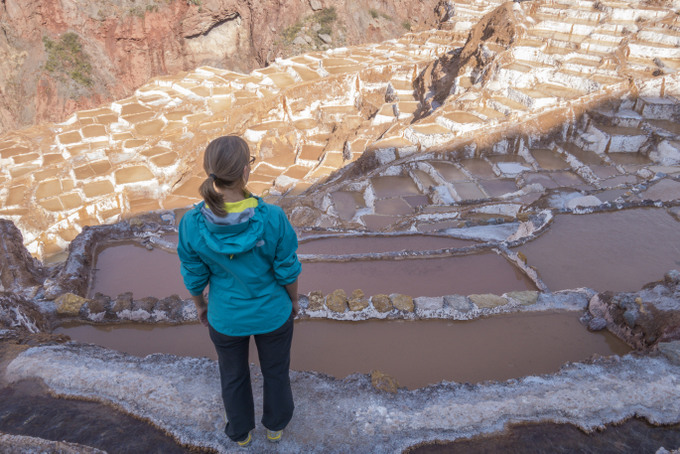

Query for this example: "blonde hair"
[199,136,250,216]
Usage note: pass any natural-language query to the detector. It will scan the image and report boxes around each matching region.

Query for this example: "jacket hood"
[194,199,265,255]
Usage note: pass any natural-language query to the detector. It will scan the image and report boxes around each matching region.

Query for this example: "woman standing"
[177,135,301,447]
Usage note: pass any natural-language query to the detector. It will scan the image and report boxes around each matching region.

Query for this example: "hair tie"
[209,173,217,180]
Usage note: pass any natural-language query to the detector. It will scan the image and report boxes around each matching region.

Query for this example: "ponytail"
[199,175,227,217]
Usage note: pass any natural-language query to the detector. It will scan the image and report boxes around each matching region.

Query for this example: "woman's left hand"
[198,307,209,327]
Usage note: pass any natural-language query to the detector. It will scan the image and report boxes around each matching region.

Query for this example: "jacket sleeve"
[177,212,211,296]
[272,207,302,286]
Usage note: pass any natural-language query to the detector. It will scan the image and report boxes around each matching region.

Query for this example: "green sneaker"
[236,432,252,447]
[266,429,283,443]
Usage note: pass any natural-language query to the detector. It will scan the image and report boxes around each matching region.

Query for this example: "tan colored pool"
[56,312,630,389]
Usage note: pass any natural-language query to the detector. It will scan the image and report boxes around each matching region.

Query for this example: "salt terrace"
[0,0,678,257]
[2,0,680,452]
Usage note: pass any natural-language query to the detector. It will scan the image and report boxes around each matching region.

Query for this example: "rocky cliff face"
[0,0,443,134]
[414,1,522,118]
[0,220,45,295]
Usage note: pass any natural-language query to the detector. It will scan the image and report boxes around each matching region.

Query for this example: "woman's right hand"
[285,279,300,318]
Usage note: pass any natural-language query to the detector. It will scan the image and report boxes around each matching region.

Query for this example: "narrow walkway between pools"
[4,342,680,453]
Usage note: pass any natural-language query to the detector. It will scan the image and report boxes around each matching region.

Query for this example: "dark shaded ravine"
[0,379,204,453]
[405,418,680,454]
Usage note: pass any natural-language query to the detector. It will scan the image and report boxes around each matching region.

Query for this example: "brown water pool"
[298,235,475,255]
[56,312,629,389]
[300,253,536,296]
[89,240,189,299]
[90,238,534,298]
[514,208,680,292]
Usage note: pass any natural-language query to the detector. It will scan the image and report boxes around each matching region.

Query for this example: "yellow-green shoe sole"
[266,429,282,443]
[237,432,252,447]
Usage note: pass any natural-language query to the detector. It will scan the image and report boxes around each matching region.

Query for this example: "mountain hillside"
[0,0,445,134]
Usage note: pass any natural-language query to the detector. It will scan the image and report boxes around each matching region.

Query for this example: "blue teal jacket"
[177,198,301,336]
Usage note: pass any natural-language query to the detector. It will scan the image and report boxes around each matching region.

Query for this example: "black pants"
[208,313,295,442]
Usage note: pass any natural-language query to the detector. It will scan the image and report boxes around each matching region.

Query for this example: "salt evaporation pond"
[90,235,534,298]
[515,208,680,292]
[299,253,535,296]
[297,235,475,254]
[89,240,190,299]
[56,312,629,389]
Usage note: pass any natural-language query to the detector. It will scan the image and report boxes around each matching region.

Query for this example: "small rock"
[390,294,414,312]
[128,217,145,227]
[665,270,680,286]
[588,317,608,331]
[326,289,348,313]
[623,309,638,328]
[309,0,322,10]
[371,370,399,393]
[292,36,307,46]
[132,297,158,313]
[90,293,111,314]
[414,297,444,312]
[303,34,313,44]
[274,175,296,192]
[615,294,635,310]
[658,341,680,365]
[444,295,474,312]
[307,291,325,311]
[506,291,539,306]
[385,83,397,103]
[56,293,89,316]
[312,23,321,32]
[342,141,351,161]
[85,297,107,315]
[565,195,602,210]
[348,289,369,311]
[655,447,680,454]
[155,295,184,320]
[111,292,133,313]
[372,294,393,313]
[637,168,654,180]
[469,294,508,309]
[544,290,593,310]
[318,33,332,44]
